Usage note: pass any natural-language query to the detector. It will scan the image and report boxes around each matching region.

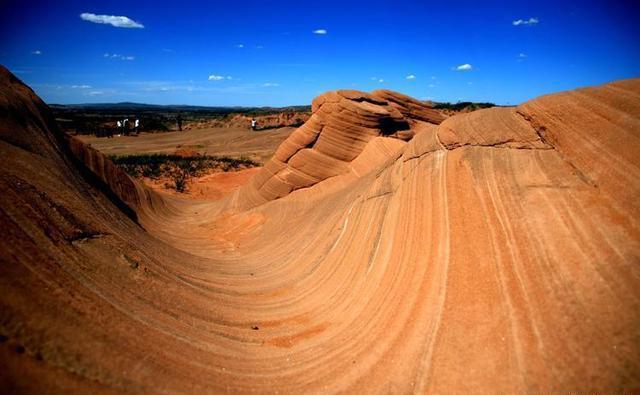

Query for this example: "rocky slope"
[227,89,444,210]
[1,65,639,393]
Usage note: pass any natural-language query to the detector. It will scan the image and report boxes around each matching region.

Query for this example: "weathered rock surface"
[227,89,442,210]
[1,64,639,393]
[372,89,447,124]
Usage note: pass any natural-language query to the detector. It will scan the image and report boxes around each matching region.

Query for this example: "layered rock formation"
[1,65,639,393]
[371,89,446,124]
[228,89,443,209]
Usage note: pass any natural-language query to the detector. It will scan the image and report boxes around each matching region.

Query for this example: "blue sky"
[1,0,638,106]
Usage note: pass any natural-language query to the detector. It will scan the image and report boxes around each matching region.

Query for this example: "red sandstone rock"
[1,65,639,393]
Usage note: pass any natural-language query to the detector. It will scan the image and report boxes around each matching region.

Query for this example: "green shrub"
[432,101,496,111]
[110,154,260,187]
[173,171,188,193]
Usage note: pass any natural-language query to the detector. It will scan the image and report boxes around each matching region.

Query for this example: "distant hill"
[50,102,311,116]
[50,102,313,135]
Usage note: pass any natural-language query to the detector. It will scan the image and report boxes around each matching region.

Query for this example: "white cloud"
[455,63,473,71]
[512,17,539,26]
[263,82,280,87]
[80,13,144,28]
[87,91,104,96]
[406,74,416,80]
[208,75,225,81]
[378,79,384,83]
[31,50,42,55]
[428,84,436,88]
[518,53,527,58]
[226,76,233,80]
[313,29,327,35]
[236,44,244,48]
[103,53,135,61]
[71,85,92,89]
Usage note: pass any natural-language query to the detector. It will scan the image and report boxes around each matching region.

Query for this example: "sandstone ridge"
[1,65,639,393]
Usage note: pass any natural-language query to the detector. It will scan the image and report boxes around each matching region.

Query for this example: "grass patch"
[110,153,259,192]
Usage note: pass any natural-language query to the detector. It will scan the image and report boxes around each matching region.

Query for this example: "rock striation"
[1,64,639,393]
[228,89,444,209]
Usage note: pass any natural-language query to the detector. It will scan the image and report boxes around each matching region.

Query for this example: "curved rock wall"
[1,65,639,394]
[229,89,444,210]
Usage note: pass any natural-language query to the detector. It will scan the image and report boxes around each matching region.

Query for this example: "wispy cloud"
[30,83,124,98]
[31,50,42,55]
[127,80,259,94]
[454,63,473,71]
[208,75,233,81]
[236,44,244,48]
[104,53,135,61]
[406,74,416,80]
[313,29,327,35]
[80,13,144,28]
[512,17,539,26]
[517,53,527,62]
[113,80,305,98]
[428,84,436,88]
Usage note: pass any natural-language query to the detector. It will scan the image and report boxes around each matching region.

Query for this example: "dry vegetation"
[110,154,259,192]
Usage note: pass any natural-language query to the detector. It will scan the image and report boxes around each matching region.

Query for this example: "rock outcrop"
[228,89,444,209]
[371,89,447,124]
[1,64,639,394]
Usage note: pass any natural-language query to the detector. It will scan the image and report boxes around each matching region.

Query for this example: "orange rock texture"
[1,65,639,393]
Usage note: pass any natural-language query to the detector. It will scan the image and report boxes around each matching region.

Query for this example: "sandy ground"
[143,167,262,200]
[1,65,640,394]
[78,126,293,200]
[77,126,295,164]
